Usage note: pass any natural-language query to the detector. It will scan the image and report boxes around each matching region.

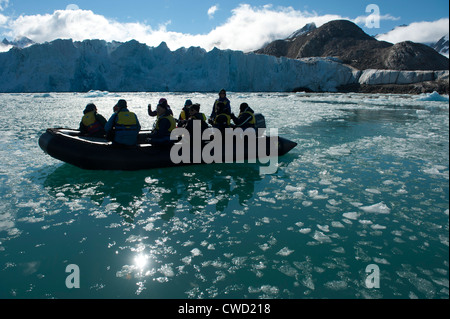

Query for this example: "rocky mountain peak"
[255,19,449,71]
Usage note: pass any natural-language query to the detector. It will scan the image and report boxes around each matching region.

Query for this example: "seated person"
[212,102,231,134]
[184,103,209,138]
[147,100,177,145]
[79,103,107,137]
[105,99,141,146]
[178,99,193,127]
[231,103,256,131]
[148,98,173,117]
[209,89,231,124]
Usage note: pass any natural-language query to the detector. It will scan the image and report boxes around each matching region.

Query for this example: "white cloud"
[353,13,400,26]
[207,5,218,19]
[0,43,12,52]
[6,9,155,44]
[3,5,345,52]
[2,4,447,53]
[0,0,9,11]
[208,4,344,51]
[0,13,8,25]
[376,18,449,44]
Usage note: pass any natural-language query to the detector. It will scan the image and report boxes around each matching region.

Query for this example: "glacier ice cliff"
[0,39,447,93]
[358,69,448,86]
[0,39,360,93]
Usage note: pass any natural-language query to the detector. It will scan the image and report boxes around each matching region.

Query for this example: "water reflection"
[43,162,262,223]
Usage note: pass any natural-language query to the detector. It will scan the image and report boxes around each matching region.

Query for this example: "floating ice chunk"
[159,264,174,277]
[308,190,319,197]
[317,225,330,232]
[343,212,360,220]
[232,256,248,266]
[423,167,440,175]
[416,91,449,102]
[302,277,315,290]
[350,202,363,208]
[360,202,391,214]
[324,280,348,290]
[423,165,447,176]
[299,228,311,234]
[332,247,345,254]
[373,257,390,265]
[85,90,111,98]
[365,188,381,194]
[313,231,332,243]
[285,185,304,192]
[261,217,270,224]
[331,221,345,228]
[328,199,340,206]
[308,190,328,199]
[190,248,202,256]
[182,240,195,247]
[143,223,154,231]
[276,247,295,256]
[248,285,279,296]
[278,264,298,277]
[327,146,351,156]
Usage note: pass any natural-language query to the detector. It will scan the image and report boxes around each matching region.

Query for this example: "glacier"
[358,69,448,86]
[0,39,447,93]
[0,39,359,93]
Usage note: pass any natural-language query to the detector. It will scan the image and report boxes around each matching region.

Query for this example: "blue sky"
[1,0,449,52]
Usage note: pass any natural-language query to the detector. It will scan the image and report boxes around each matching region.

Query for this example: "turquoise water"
[0,92,448,299]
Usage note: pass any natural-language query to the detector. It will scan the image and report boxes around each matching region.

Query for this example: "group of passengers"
[79,89,257,147]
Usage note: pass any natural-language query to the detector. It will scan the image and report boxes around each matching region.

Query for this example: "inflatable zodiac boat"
[39,114,297,171]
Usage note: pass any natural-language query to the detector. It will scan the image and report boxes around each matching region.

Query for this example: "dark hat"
[219,89,226,95]
[84,103,96,113]
[240,103,249,111]
[158,98,168,106]
[190,103,200,112]
[115,99,127,109]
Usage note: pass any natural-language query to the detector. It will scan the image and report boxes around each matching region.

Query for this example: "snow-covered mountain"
[431,34,449,58]
[0,37,35,52]
[0,38,360,93]
[286,23,317,40]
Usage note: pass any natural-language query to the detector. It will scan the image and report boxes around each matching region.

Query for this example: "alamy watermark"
[365,4,381,29]
[65,264,80,289]
[169,123,279,175]
[365,264,380,289]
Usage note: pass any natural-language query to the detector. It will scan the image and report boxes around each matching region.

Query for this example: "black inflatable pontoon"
[38,128,297,171]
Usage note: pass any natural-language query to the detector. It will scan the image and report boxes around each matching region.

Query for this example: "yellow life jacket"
[156,114,177,132]
[239,110,256,125]
[180,110,187,121]
[82,111,96,126]
[214,99,230,109]
[214,113,231,126]
[82,111,103,134]
[193,112,207,122]
[116,111,138,130]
